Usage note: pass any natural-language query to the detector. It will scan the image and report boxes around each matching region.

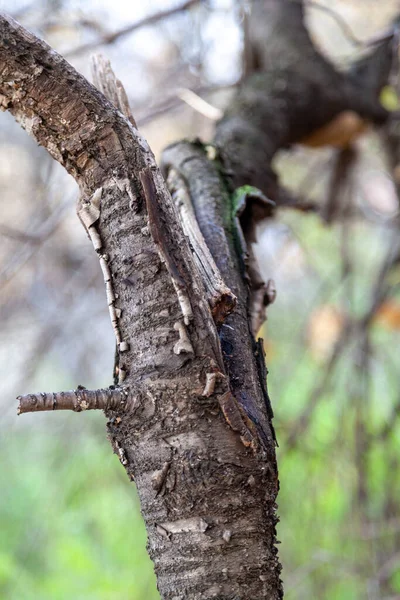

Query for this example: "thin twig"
[65,0,201,58]
[277,188,319,213]
[136,82,236,127]
[17,387,127,414]
[283,319,352,452]
[177,88,223,120]
[0,197,73,290]
[305,1,394,49]
[241,2,253,78]
[284,229,400,453]
[323,146,357,224]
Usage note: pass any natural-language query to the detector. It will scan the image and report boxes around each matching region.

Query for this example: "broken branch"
[65,0,200,58]
[17,387,127,415]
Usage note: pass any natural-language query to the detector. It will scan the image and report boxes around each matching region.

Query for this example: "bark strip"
[167,167,236,324]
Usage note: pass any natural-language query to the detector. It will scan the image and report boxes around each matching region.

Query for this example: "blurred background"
[0,1,400,598]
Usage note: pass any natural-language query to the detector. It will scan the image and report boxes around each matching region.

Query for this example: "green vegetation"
[0,418,158,600]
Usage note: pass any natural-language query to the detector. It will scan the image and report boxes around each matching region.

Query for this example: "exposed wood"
[167,167,236,325]
[91,54,137,128]
[162,141,278,453]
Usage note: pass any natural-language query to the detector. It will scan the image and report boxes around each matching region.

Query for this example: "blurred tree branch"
[65,0,201,58]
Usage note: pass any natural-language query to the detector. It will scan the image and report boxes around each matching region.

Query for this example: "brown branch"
[162,141,277,450]
[0,15,143,194]
[375,392,400,443]
[17,387,127,414]
[135,82,237,127]
[276,188,319,213]
[65,0,200,58]
[216,0,390,197]
[241,3,253,78]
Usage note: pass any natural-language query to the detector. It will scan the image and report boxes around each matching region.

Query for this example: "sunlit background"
[1,1,400,599]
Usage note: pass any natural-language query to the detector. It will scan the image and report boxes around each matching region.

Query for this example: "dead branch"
[18,387,127,414]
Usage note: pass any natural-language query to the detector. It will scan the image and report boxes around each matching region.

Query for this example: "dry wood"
[167,167,236,324]
[18,387,127,414]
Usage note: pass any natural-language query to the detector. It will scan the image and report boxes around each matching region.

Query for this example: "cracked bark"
[0,11,279,600]
[1,1,397,598]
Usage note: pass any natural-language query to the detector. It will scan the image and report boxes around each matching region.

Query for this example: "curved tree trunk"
[1,1,397,598]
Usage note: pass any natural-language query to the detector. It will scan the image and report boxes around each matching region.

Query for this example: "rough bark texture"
[161,142,277,451]
[0,11,280,600]
[1,1,397,598]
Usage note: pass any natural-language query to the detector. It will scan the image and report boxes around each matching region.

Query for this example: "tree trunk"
[0,1,396,598]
